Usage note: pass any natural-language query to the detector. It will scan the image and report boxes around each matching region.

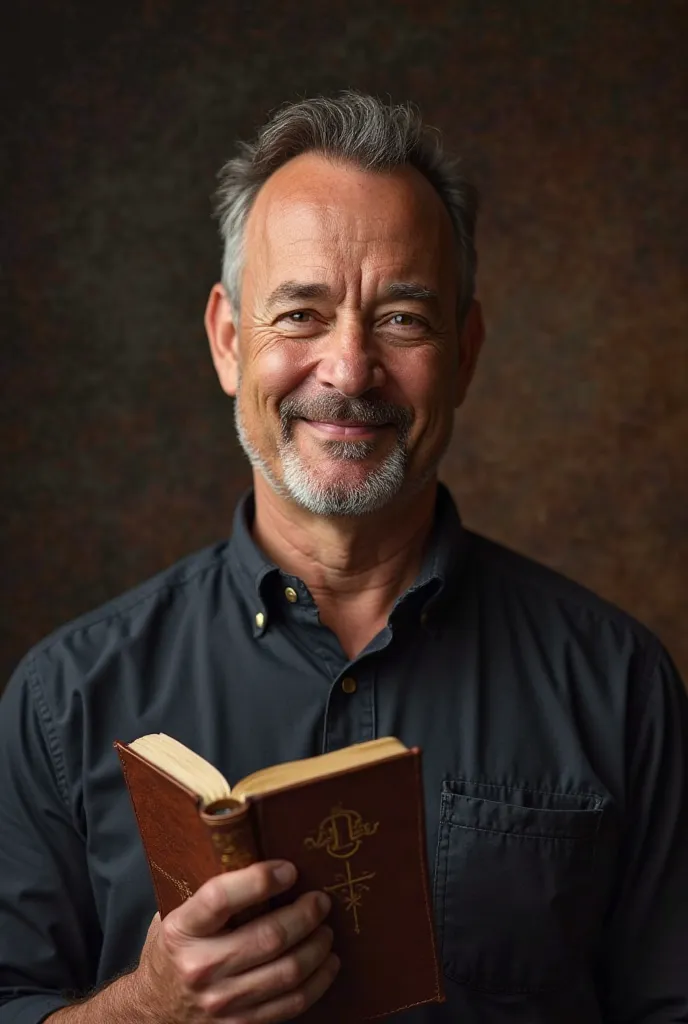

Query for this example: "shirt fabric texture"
[1,486,687,1024]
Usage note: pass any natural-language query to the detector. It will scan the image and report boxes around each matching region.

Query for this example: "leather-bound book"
[115,735,443,1021]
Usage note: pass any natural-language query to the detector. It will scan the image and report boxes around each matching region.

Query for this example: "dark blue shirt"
[1,486,687,1023]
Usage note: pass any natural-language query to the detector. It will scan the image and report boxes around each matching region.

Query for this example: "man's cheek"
[254,343,311,398]
[410,392,451,447]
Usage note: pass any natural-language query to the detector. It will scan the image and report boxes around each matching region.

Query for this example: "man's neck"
[251,476,438,658]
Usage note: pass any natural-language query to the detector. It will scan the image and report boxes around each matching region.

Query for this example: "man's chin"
[277,449,409,517]
[286,460,382,492]
[295,434,383,464]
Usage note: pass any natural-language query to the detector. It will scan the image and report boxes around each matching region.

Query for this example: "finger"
[171,861,297,939]
[221,953,341,1024]
[201,925,334,1016]
[212,891,332,979]
[160,890,331,992]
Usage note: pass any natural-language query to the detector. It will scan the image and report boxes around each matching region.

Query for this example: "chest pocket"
[433,779,610,994]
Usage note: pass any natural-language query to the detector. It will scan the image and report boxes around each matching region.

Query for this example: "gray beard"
[233,389,414,517]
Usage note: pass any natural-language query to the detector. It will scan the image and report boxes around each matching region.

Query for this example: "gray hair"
[213,91,478,322]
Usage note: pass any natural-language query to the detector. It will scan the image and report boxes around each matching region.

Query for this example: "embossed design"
[150,859,193,900]
[211,830,254,869]
[323,861,376,934]
[304,805,379,934]
[304,805,379,859]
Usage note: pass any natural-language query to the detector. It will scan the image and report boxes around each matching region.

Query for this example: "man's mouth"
[299,418,390,439]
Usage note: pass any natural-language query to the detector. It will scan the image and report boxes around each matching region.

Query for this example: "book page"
[232,736,407,801]
[129,734,232,805]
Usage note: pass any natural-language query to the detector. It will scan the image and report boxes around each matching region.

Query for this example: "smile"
[300,419,390,440]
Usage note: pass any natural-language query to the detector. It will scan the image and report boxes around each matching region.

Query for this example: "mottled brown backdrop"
[3,1,687,687]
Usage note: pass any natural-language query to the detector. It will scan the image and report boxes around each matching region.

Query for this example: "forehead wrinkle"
[249,151,456,250]
[252,172,448,266]
[244,158,458,313]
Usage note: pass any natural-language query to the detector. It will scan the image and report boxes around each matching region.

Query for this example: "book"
[115,734,444,1022]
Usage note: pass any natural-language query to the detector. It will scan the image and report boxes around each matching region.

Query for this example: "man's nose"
[314,318,386,396]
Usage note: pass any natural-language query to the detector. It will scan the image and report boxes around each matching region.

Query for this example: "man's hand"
[51,859,339,1023]
[139,859,338,1021]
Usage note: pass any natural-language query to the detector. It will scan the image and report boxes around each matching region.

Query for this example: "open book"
[127,733,407,805]
[115,734,443,1022]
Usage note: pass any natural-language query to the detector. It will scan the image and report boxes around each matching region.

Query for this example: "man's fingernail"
[273,862,297,885]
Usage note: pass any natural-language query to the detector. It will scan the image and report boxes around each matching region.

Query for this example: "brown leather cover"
[116,742,444,1021]
[115,742,261,919]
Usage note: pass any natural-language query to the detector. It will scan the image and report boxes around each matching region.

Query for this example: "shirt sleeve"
[0,658,101,1023]
[600,643,688,1021]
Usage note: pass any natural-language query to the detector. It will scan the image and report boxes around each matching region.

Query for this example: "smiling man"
[205,143,482,660]
[1,92,687,1024]
[217,153,464,529]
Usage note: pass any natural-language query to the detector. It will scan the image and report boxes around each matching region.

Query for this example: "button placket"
[322,665,376,752]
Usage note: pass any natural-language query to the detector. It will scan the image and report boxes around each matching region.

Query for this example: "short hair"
[213,91,478,322]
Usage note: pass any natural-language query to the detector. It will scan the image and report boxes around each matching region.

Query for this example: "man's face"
[209,152,482,516]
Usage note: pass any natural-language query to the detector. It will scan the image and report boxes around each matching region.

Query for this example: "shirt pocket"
[433,779,608,994]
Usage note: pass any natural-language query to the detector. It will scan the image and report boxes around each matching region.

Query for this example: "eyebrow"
[265,279,440,312]
[264,281,333,311]
[380,282,439,304]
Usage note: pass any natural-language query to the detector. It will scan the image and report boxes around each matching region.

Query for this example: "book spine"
[201,801,262,872]
[200,801,266,925]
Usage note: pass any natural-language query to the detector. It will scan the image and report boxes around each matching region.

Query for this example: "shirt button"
[341,676,357,694]
[284,586,298,604]
[420,610,429,627]
[255,611,266,629]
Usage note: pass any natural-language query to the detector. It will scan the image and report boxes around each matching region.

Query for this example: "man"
[0,91,686,1024]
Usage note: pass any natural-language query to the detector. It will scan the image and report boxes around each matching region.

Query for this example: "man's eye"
[387,313,422,327]
[279,310,313,323]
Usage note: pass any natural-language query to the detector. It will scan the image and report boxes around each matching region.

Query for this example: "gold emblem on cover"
[304,805,379,934]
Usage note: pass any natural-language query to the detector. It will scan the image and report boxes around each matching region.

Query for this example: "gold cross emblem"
[323,860,376,934]
[304,805,379,935]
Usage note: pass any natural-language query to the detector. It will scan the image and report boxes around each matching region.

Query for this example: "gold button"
[284,586,298,604]
[255,611,266,628]
[341,676,357,694]
[420,610,429,626]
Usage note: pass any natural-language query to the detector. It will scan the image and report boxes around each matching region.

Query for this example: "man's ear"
[455,299,485,408]
[205,283,240,397]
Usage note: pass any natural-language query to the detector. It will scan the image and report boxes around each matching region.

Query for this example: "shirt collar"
[228,491,280,635]
[389,482,467,624]
[228,483,466,632]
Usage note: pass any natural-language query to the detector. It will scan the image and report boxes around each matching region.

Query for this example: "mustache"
[279,393,413,432]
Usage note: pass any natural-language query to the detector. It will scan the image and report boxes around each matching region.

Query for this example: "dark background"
[3,1,687,688]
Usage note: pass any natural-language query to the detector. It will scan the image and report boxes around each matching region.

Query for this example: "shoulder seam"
[25,654,71,810]
[468,533,651,636]
[36,549,230,657]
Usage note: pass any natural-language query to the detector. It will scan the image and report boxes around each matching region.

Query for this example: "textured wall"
[3,1,687,686]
